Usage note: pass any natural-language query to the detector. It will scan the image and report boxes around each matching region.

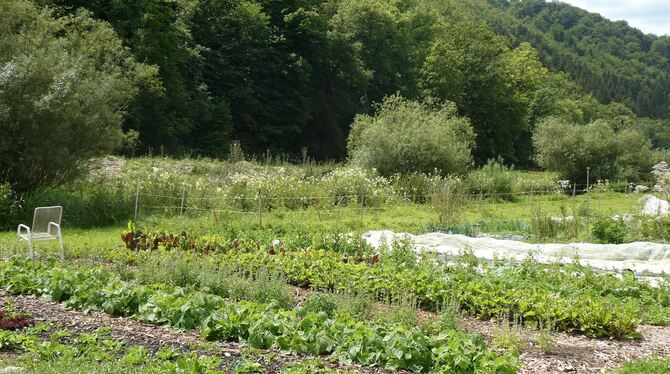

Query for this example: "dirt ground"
[0,294,390,373]
[2,293,670,373]
[459,315,670,373]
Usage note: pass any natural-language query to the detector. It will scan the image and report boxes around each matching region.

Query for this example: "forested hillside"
[8,0,670,165]
[489,0,670,120]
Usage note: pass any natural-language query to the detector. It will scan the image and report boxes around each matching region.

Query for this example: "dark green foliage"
[21,183,134,228]
[0,184,21,230]
[0,0,154,193]
[481,0,670,120]
[7,0,670,180]
[420,21,530,164]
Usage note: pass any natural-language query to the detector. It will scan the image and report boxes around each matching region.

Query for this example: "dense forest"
[2,0,670,187]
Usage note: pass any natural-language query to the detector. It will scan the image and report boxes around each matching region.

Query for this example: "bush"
[347,95,475,177]
[640,217,670,242]
[466,160,514,200]
[299,292,372,320]
[0,1,155,193]
[592,217,627,244]
[533,117,654,183]
[299,293,339,318]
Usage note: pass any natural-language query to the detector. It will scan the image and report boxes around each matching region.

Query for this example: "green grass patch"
[613,356,670,374]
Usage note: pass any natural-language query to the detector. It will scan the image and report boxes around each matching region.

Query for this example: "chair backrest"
[32,206,62,234]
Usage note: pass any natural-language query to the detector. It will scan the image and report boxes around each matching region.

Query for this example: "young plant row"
[0,314,364,373]
[0,259,518,373]
[121,226,378,262]
[117,227,670,338]
[0,324,226,373]
[207,244,670,339]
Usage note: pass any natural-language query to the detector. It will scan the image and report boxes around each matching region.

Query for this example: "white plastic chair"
[17,206,63,259]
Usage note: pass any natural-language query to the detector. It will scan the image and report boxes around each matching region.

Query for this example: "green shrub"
[0,0,153,193]
[533,117,654,183]
[467,160,515,200]
[592,217,627,244]
[248,270,295,310]
[299,292,372,320]
[640,217,670,242]
[347,95,475,177]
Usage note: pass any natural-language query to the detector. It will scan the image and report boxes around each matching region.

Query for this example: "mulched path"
[0,294,391,373]
[459,316,670,373]
[3,287,670,373]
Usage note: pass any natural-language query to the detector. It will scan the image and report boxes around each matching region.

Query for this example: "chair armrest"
[48,222,61,236]
[17,224,31,239]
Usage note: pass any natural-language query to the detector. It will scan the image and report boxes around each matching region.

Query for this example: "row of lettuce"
[0,259,518,373]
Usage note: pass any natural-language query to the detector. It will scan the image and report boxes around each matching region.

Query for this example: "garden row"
[0,323,230,373]
[0,259,518,373]
[120,229,670,338]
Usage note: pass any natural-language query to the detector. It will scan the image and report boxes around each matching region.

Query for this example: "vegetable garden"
[2,158,670,373]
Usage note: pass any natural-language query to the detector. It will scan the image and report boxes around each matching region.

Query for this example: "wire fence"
[129,180,653,240]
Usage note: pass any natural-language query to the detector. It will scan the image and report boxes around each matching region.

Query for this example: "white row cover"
[363,230,670,275]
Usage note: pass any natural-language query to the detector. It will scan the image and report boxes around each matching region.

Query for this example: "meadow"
[1,157,670,373]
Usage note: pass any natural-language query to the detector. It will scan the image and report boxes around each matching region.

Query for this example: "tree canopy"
[2,0,668,186]
[0,0,154,192]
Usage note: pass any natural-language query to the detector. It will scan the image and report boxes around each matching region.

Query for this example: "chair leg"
[29,239,33,259]
[58,236,64,260]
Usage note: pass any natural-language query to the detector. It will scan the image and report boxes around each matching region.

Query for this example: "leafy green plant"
[592,217,628,244]
[232,360,262,373]
[0,259,516,373]
[299,293,339,318]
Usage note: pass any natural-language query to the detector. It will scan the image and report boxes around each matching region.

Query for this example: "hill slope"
[477,0,670,119]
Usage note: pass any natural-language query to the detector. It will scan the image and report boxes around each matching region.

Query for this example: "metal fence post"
[180,185,186,217]
[586,167,590,242]
[258,191,263,228]
[360,195,365,226]
[133,184,140,222]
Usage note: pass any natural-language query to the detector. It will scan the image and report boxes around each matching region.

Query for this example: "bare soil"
[0,294,389,373]
[459,315,670,373]
[3,291,670,373]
